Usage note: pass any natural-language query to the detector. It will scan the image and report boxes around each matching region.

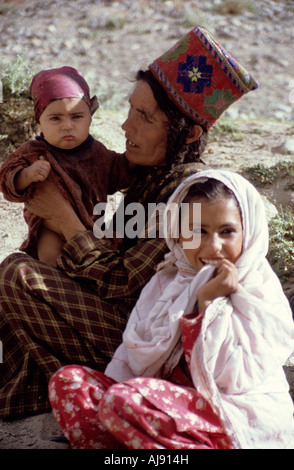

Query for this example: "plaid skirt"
[0,252,132,419]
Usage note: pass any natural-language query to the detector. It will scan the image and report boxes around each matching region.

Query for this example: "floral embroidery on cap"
[177,55,213,94]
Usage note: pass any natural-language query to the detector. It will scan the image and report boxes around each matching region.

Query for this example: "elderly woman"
[0,25,257,418]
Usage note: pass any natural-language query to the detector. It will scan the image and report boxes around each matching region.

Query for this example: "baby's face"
[39,98,92,149]
[179,196,243,271]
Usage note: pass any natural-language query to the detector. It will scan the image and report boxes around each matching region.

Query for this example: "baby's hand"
[26,157,51,183]
[197,259,239,313]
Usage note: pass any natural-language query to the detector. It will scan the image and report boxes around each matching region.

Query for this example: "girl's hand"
[197,259,239,313]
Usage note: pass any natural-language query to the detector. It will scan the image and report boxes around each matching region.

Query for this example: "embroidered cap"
[30,66,99,121]
[149,25,258,130]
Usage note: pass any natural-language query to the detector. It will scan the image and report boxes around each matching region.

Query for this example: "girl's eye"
[191,227,202,234]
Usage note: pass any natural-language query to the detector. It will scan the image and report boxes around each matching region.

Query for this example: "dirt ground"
[0,0,293,449]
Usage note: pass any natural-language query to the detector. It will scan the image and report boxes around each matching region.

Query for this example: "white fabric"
[106,169,294,449]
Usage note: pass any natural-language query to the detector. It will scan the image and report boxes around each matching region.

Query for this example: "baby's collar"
[35,133,94,153]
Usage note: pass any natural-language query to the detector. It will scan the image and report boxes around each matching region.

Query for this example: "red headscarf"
[30,66,99,121]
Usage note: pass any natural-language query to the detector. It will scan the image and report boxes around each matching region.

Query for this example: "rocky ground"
[0,0,293,449]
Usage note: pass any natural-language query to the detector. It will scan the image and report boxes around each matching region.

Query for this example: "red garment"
[49,367,232,449]
[0,136,132,257]
[49,312,232,449]
[149,26,258,130]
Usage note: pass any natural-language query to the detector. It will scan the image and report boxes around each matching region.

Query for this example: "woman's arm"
[25,180,87,240]
[26,180,168,300]
[58,231,168,301]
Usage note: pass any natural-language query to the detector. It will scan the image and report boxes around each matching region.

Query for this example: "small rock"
[271,138,294,155]
[261,196,278,221]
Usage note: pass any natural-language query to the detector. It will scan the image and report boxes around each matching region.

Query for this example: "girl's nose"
[206,233,222,252]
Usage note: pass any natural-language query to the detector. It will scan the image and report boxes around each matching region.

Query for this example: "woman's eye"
[139,112,152,124]
[144,115,153,124]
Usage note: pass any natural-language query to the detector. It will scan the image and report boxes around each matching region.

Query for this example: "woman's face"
[122,80,169,167]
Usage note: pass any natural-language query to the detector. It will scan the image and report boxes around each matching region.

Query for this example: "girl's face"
[121,80,169,167]
[39,98,92,149]
[179,196,243,272]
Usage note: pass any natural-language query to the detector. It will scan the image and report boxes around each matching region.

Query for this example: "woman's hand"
[25,180,86,241]
[197,259,239,313]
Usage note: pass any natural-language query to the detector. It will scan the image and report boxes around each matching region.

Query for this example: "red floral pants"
[49,365,231,449]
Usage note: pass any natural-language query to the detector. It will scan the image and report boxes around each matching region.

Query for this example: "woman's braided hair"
[136,70,207,166]
[121,69,209,238]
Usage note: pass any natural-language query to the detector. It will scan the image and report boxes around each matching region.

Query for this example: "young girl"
[48,169,294,449]
[0,66,132,265]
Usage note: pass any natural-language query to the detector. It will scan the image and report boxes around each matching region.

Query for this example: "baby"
[0,66,133,265]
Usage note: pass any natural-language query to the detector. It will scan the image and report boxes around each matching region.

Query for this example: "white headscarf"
[106,169,293,384]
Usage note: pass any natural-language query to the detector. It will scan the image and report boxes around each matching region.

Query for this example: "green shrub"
[0,55,37,98]
[268,208,294,282]
[245,164,277,186]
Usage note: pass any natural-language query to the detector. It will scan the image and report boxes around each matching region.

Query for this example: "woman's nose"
[122,109,135,133]
[121,118,128,132]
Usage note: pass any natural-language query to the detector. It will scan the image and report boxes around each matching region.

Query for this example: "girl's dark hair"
[136,70,207,165]
[183,178,241,213]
